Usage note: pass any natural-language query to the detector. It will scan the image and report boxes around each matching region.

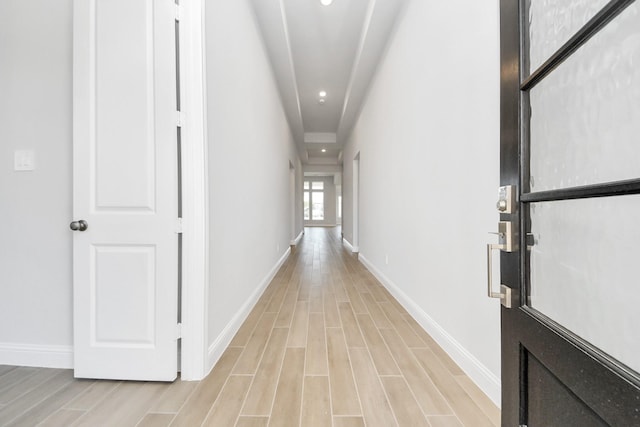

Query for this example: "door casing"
[175,0,209,381]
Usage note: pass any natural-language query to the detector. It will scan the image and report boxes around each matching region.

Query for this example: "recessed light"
[321,149,327,153]
[320,0,333,5]
[319,90,327,97]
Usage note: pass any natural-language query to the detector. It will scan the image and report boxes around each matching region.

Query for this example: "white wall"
[342,0,502,404]
[204,0,302,369]
[0,0,74,366]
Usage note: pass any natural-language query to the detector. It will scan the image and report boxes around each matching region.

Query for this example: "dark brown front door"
[499,1,640,425]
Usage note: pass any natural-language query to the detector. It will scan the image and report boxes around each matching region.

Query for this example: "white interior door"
[72,0,179,381]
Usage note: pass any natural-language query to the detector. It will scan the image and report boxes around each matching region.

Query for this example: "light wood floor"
[0,227,499,427]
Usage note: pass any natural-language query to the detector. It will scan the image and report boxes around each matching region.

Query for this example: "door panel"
[95,0,157,210]
[499,0,640,425]
[529,196,640,374]
[527,0,610,71]
[93,245,156,345]
[529,2,640,192]
[526,353,606,427]
[73,0,178,381]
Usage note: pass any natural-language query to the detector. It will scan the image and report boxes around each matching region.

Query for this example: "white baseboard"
[290,230,304,246]
[0,343,73,369]
[359,254,501,407]
[342,238,359,253]
[207,247,291,371]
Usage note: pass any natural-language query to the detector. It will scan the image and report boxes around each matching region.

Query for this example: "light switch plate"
[14,149,35,171]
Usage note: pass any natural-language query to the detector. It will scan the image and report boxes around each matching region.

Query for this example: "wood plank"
[274,290,298,328]
[38,409,86,426]
[269,348,305,427]
[332,277,349,303]
[360,292,392,329]
[6,375,92,426]
[236,416,269,427]
[309,285,324,313]
[301,376,332,427]
[72,381,166,427]
[356,314,399,375]
[64,380,120,411]
[264,283,288,313]
[454,375,500,426]
[287,301,309,348]
[170,347,242,426]
[0,367,38,396]
[0,366,17,379]
[364,280,389,304]
[402,314,465,375]
[202,375,252,426]
[0,369,71,424]
[305,313,328,376]
[428,416,465,427]
[333,416,365,427]
[326,328,361,416]
[0,367,57,405]
[343,282,367,314]
[241,328,289,416]
[348,348,397,427]
[230,299,270,347]
[137,413,175,427]
[323,291,341,328]
[150,379,197,413]
[381,376,430,426]
[379,328,452,416]
[233,312,277,374]
[337,303,365,347]
[379,302,427,348]
[412,348,494,427]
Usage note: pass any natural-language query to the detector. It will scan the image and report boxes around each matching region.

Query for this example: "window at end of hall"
[304,181,324,221]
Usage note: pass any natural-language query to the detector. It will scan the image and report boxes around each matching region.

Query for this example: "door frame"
[289,162,296,244]
[178,0,209,381]
[352,153,360,253]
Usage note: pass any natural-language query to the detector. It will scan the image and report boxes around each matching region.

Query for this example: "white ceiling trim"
[339,0,377,137]
[278,0,304,132]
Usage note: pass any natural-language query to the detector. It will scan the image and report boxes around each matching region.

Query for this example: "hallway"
[0,227,498,426]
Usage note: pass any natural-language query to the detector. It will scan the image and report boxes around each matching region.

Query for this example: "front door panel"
[499,0,640,424]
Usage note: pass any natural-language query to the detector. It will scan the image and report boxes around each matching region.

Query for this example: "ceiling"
[249,0,406,165]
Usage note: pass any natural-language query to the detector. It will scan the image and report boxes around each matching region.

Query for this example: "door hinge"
[176,111,185,128]
[176,323,182,339]
[174,3,182,21]
[175,217,183,234]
